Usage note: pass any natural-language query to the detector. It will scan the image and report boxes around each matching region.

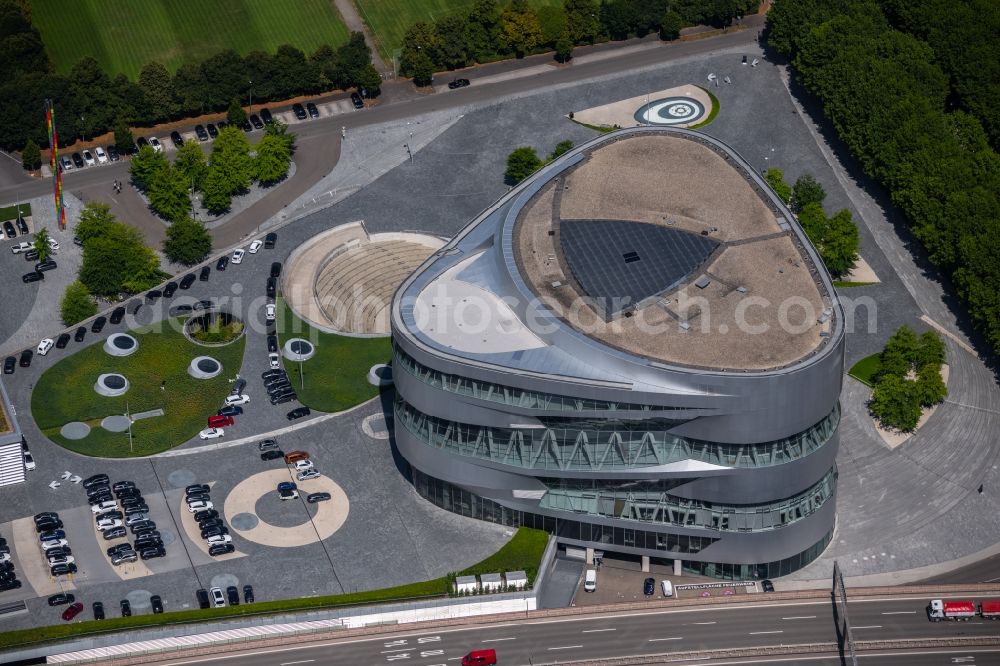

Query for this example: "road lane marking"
[482,637,516,642]
[881,611,916,615]
[748,631,783,635]
[381,648,411,653]
[280,661,315,665]
[548,645,584,650]
[648,637,684,642]
[692,621,717,625]
[582,628,616,633]
[418,637,441,643]
[853,625,882,629]
[781,616,816,620]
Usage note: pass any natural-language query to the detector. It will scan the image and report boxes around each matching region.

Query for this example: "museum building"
[391,127,844,579]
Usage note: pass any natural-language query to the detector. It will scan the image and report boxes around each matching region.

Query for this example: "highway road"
[920,554,1000,585]
[146,597,1000,666]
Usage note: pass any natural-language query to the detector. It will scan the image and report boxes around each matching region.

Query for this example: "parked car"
[61,602,84,621]
[47,237,59,251]
[82,150,95,166]
[293,103,307,120]
[149,137,162,153]
[93,601,105,620]
[250,114,264,129]
[23,451,35,470]
[307,102,319,118]
[91,316,107,333]
[270,392,296,405]
[22,271,43,283]
[225,394,250,406]
[195,125,209,141]
[18,349,32,367]
[187,500,214,513]
[307,492,331,503]
[294,459,314,472]
[200,525,228,539]
[287,406,311,420]
[196,588,210,609]
[211,587,226,607]
[193,509,218,522]
[248,239,263,253]
[72,152,84,168]
[55,333,71,348]
[199,266,210,281]
[199,428,224,440]
[48,593,75,606]
[260,108,273,124]
[179,274,196,289]
[35,259,57,272]
[141,547,166,561]
[260,450,284,461]
[3,356,15,374]
[91,499,116,513]
[3,221,15,238]
[266,276,276,297]
[120,599,131,617]
[74,326,86,341]
[264,232,277,249]
[37,338,54,355]
[206,534,232,545]
[265,303,276,322]
[226,586,241,606]
[243,584,254,603]
[102,526,127,540]
[448,78,471,89]
[643,577,655,596]
[209,542,235,557]
[10,241,32,253]
[110,306,126,324]
[351,92,364,109]
[297,469,321,481]
[231,248,245,264]
[206,123,219,138]
[111,551,137,566]
[95,146,109,163]
[164,281,178,297]
[266,335,278,353]
[107,145,120,161]
[60,156,73,171]
[762,579,775,592]
[129,520,155,534]
[23,248,38,261]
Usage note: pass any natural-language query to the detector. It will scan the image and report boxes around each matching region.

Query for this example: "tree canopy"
[505,146,542,183]
[164,216,212,265]
[60,280,97,326]
[76,202,165,296]
[868,325,948,431]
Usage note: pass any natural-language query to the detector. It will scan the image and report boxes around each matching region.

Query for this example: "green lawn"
[32,0,350,79]
[0,203,31,222]
[275,299,390,413]
[848,353,881,387]
[32,321,245,457]
[0,527,548,650]
[354,0,561,61]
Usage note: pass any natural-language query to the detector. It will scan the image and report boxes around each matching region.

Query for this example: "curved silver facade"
[391,128,844,579]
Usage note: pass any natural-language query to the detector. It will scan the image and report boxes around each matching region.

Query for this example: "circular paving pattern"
[60,422,91,440]
[634,97,706,126]
[157,529,177,547]
[223,469,349,548]
[254,495,312,527]
[188,356,222,379]
[362,413,391,440]
[184,311,245,347]
[210,573,240,590]
[125,589,153,610]
[231,513,259,531]
[95,373,130,397]
[283,338,316,362]
[167,469,197,487]
[104,333,139,357]
[101,415,131,432]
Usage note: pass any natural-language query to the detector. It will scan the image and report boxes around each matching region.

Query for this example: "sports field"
[354,0,560,61]
[32,0,350,79]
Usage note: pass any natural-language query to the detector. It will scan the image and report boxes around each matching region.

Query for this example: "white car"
[225,394,250,407]
[95,146,108,164]
[82,150,95,166]
[293,459,314,472]
[248,240,263,254]
[47,554,75,565]
[211,586,225,607]
[37,338,54,355]
[91,500,117,514]
[265,303,276,322]
[40,538,68,550]
[268,352,280,369]
[97,519,124,531]
[23,451,35,471]
[231,248,245,264]
[0,553,10,564]
[199,427,224,440]
[187,500,213,513]
[149,137,162,153]
[279,488,299,501]
[10,241,31,254]
[296,469,321,481]
[206,534,232,545]
[47,237,59,251]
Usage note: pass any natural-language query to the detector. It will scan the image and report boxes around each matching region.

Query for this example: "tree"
[400,22,441,78]
[209,125,253,195]
[254,133,292,185]
[200,166,232,215]
[406,51,435,87]
[660,10,684,40]
[32,227,51,262]
[21,138,40,170]
[337,32,372,86]
[264,119,296,153]
[505,146,542,183]
[137,61,176,122]
[548,140,574,161]
[174,141,207,188]
[129,144,168,191]
[554,34,574,63]
[564,0,602,44]
[436,15,472,70]
[465,0,503,58]
[878,325,919,380]
[502,0,543,57]
[916,330,946,369]
[537,5,568,45]
[75,201,115,243]
[60,280,96,326]
[870,373,922,431]
[113,117,134,154]
[78,213,164,296]
[914,362,947,407]
[148,164,192,222]
[164,216,211,265]
[821,208,859,277]
[227,98,247,128]
[357,64,382,98]
[793,174,826,212]
[764,167,792,203]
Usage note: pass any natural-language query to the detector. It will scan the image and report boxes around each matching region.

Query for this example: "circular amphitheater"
[284,222,443,336]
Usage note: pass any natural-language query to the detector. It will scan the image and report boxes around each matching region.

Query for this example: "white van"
[661,579,673,597]
[584,569,597,592]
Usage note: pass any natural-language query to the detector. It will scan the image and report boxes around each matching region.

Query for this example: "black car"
[198,518,224,530]
[306,102,319,118]
[201,525,228,539]
[122,501,149,513]
[260,108,273,125]
[136,137,149,149]
[209,543,235,557]
[132,528,159,541]
[261,450,284,461]
[240,118,253,133]
[643,577,655,596]
[74,326,86,341]
[107,145,120,161]
[39,529,66,542]
[72,152,84,168]
[287,406,311,420]
[270,261,282,278]
[3,356,14,374]
[351,92,364,109]
[193,508,218,522]
[19,349,32,367]
[146,289,162,301]
[170,131,184,147]
[271,392,296,405]
[250,114,264,130]
[129,520,155,533]
[226,586,240,606]
[55,333,71,348]
[4,221,16,238]
[107,543,134,557]
[0,580,22,591]
[88,493,113,506]
[91,316,107,333]
[193,299,214,311]
[169,304,193,316]
[186,492,210,503]
[216,120,228,131]
[164,281,178,297]
[15,216,27,234]
[22,271,43,283]
[231,377,247,394]
[266,276,276,297]
[218,405,243,417]
[102,526,127,540]
[268,385,293,397]
[262,369,286,380]
[141,547,167,561]
[112,480,136,492]
[196,588,210,609]
[120,599,131,617]
[51,563,78,576]
[23,248,38,261]
[207,123,219,138]
[292,103,307,120]
[265,377,291,389]
[34,259,57,272]
[216,256,229,271]
[179,274,196,289]
[185,483,210,496]
[195,125,209,141]
[115,486,140,499]
[307,492,331,503]
[267,335,278,352]
[92,601,105,620]
[48,593,75,606]
[264,232,277,249]
[34,511,60,524]
[243,584,254,603]
[110,306,126,324]
[762,579,775,592]
[448,78,471,89]
[199,266,210,281]
[134,538,163,551]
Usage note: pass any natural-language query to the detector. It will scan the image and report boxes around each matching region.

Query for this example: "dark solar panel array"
[560,220,719,318]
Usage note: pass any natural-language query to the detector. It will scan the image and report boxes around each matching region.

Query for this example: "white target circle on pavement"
[635,97,706,126]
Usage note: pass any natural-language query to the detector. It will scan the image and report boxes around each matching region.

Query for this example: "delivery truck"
[927,599,976,621]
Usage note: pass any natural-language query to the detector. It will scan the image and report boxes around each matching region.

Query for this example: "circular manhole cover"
[104,375,126,389]
[290,340,313,354]
[197,358,219,373]
[113,337,135,350]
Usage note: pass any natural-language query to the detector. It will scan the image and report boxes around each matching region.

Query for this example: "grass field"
[354,0,561,61]
[848,353,881,387]
[276,299,390,413]
[32,0,350,79]
[32,321,245,457]
[0,203,31,222]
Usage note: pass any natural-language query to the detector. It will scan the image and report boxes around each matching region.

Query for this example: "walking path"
[332,0,391,74]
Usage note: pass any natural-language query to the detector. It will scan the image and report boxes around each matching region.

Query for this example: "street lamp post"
[248,80,253,116]
[80,115,85,143]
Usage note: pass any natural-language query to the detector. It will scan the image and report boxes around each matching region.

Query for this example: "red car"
[62,602,84,621]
